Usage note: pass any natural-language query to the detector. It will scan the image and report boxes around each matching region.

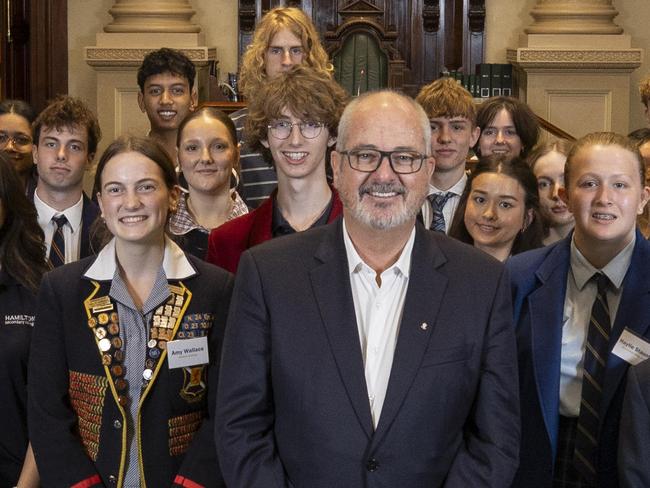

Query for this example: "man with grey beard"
[216,90,520,488]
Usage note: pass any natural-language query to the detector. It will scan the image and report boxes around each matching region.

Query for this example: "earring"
[230,168,240,192]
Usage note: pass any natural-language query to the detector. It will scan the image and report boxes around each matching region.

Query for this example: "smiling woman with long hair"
[170,108,248,258]
[0,152,47,488]
[29,136,233,488]
[449,155,544,261]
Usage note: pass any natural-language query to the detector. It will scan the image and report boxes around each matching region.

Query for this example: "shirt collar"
[84,236,197,281]
[569,234,635,291]
[168,192,203,235]
[34,190,84,233]
[342,219,415,279]
[429,172,467,197]
[272,193,334,238]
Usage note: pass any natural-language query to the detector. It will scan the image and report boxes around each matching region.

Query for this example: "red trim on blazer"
[206,188,343,273]
[174,475,204,488]
[70,474,102,488]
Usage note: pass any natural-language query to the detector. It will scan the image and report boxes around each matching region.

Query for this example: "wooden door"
[1,0,30,100]
[1,0,67,112]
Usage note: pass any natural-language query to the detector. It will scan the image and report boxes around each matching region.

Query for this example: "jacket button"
[366,458,379,472]
[108,474,117,484]
[113,419,122,429]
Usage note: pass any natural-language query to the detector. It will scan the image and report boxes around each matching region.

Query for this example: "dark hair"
[137,48,196,91]
[475,97,540,159]
[565,132,645,190]
[33,95,102,156]
[0,99,36,124]
[449,155,544,256]
[0,152,47,292]
[92,136,178,247]
[628,127,650,147]
[176,107,237,149]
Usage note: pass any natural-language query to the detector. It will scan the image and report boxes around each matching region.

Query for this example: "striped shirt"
[230,108,278,208]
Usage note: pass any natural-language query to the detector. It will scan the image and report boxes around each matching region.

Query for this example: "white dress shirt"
[34,191,84,264]
[421,173,467,233]
[342,220,415,428]
[559,235,634,417]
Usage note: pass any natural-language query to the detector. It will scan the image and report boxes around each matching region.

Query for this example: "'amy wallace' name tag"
[167,336,209,369]
[611,328,650,366]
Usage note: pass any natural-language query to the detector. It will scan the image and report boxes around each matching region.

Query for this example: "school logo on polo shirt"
[2,314,35,326]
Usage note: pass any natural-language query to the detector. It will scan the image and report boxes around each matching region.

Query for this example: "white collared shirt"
[34,190,84,264]
[559,235,634,417]
[343,219,415,428]
[84,236,197,281]
[421,173,467,233]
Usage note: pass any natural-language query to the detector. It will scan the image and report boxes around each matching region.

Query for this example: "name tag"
[167,336,209,369]
[611,328,650,365]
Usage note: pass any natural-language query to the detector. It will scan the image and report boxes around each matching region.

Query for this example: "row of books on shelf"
[443,64,514,99]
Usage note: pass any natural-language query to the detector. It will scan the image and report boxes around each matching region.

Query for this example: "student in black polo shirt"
[0,152,48,487]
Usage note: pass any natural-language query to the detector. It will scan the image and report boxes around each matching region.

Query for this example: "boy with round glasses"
[233,7,333,208]
[206,67,348,273]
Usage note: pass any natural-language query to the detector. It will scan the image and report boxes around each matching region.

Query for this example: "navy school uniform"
[28,239,233,488]
[0,269,37,486]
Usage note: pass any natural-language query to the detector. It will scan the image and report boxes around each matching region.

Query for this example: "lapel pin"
[420,322,428,331]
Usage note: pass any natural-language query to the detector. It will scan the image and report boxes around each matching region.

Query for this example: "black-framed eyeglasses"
[267,120,324,140]
[0,132,32,148]
[339,149,426,174]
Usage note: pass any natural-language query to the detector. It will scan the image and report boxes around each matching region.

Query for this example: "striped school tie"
[574,272,611,482]
[48,214,68,268]
[428,192,453,232]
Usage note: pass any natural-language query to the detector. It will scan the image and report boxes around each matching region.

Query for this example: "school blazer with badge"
[28,238,233,488]
[507,230,650,488]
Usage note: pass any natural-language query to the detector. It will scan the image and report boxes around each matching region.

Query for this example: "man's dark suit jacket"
[215,219,520,488]
[507,231,650,487]
[619,358,650,487]
[206,189,342,273]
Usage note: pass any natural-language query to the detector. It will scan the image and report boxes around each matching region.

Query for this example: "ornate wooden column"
[84,0,216,160]
[507,0,642,136]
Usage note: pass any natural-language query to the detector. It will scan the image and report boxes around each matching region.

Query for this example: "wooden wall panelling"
[30,0,67,112]
[466,0,485,76]
[236,0,485,96]
[2,0,30,100]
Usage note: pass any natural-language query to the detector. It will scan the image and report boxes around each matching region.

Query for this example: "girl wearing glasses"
[206,66,348,273]
[449,155,544,261]
[171,108,248,259]
[0,100,37,194]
